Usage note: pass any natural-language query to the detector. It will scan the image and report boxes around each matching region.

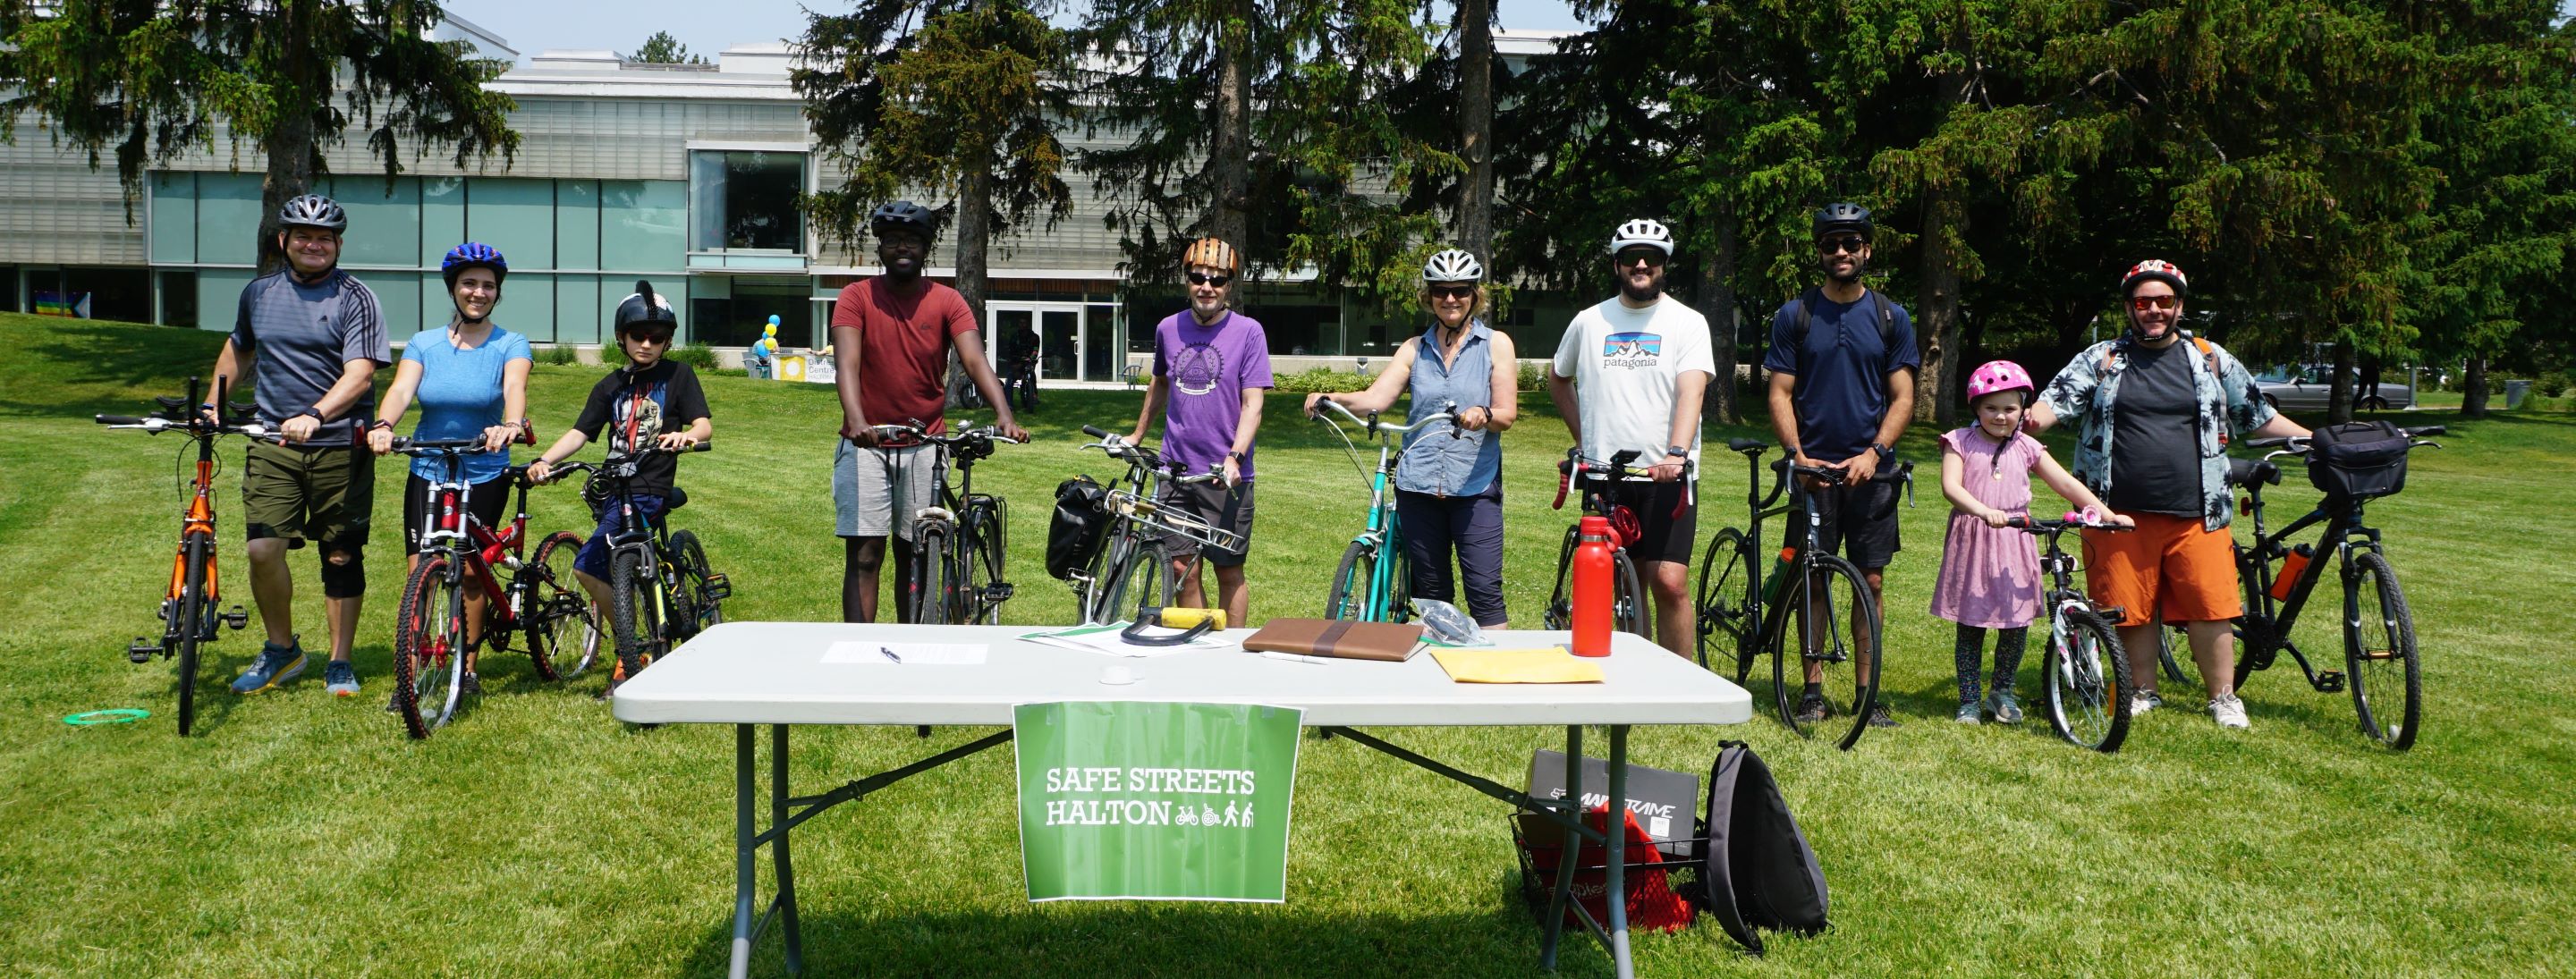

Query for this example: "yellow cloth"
[1429,647,1605,684]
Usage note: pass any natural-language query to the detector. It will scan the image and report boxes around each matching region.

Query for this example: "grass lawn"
[3,312,2571,976]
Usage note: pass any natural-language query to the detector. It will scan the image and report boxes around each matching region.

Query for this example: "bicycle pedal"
[2317,671,2346,692]
[222,606,250,629]
[127,640,159,663]
[984,582,1015,603]
[701,574,731,600]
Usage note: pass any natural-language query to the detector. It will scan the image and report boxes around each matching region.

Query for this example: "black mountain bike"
[2006,514,2133,753]
[549,443,729,690]
[860,423,1024,625]
[2229,426,2442,749]
[1539,448,1668,635]
[95,377,259,735]
[1693,439,1909,750]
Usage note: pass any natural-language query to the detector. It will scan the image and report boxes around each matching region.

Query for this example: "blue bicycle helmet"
[441,242,509,287]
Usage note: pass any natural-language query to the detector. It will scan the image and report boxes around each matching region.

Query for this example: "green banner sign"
[1013,701,1303,902]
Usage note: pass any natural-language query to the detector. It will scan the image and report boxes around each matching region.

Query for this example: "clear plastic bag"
[1412,598,1487,646]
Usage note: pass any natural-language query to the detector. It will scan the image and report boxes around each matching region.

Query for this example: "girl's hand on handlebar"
[481,424,513,453]
[526,459,556,485]
[367,426,395,456]
[655,432,699,452]
[1980,508,2013,529]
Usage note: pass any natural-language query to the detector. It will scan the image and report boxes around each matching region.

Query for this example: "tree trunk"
[1454,0,1496,263]
[258,0,323,274]
[2462,354,2489,418]
[1695,114,1741,425]
[953,165,993,327]
[1208,0,1254,250]
[2326,339,2356,424]
[1917,199,1964,427]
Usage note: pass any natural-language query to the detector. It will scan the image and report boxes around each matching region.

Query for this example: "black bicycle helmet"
[1812,202,1872,240]
[614,279,677,336]
[869,200,937,241]
[440,242,508,288]
[277,194,349,233]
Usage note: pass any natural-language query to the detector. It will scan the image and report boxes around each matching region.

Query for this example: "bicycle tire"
[909,521,957,625]
[521,531,597,680]
[1693,527,1750,674]
[174,535,210,737]
[2043,605,2133,753]
[1326,540,1375,620]
[669,529,724,635]
[1769,553,1882,750]
[1612,550,1647,637]
[2157,627,2195,686]
[1105,539,1173,622]
[964,502,1009,624]
[2345,551,2420,749]
[2232,542,2273,688]
[394,556,462,739]
[1542,525,1578,630]
[608,547,664,681]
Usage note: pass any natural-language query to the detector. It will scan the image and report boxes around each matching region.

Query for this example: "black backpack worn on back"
[1045,476,1113,580]
[1697,740,1827,956]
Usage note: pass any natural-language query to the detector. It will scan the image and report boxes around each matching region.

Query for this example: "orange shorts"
[2080,512,2243,628]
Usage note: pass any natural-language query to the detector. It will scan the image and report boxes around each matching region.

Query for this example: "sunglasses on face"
[627,332,674,347]
[1819,236,1868,255]
[2130,294,2181,311]
[1614,251,1665,268]
[1428,285,1475,300]
[1187,272,1233,288]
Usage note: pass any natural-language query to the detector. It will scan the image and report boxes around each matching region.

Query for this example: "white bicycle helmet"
[1607,218,1674,257]
[1421,249,1484,283]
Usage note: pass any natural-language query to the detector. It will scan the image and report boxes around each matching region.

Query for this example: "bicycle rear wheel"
[608,547,665,681]
[965,502,1010,624]
[174,536,211,736]
[669,529,724,636]
[2345,551,2420,749]
[1326,540,1376,620]
[1769,553,1882,750]
[521,531,597,680]
[1693,527,1750,674]
[394,556,463,739]
[1542,525,1578,629]
[1105,539,1173,622]
[2043,605,2133,753]
[908,521,957,624]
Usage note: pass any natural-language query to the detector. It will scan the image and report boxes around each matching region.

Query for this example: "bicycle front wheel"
[2345,551,2421,749]
[394,556,462,739]
[174,535,212,737]
[1326,540,1376,620]
[1693,527,1750,675]
[1105,539,1173,622]
[908,521,957,625]
[2044,606,2133,753]
[1541,525,1578,629]
[965,502,1010,624]
[1770,553,1883,750]
[523,531,598,679]
[669,529,724,635]
[608,548,665,680]
[1612,550,1648,637]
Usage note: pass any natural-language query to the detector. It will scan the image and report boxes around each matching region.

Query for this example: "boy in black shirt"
[528,281,711,696]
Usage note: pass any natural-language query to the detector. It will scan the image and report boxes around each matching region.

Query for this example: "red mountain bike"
[96,376,261,736]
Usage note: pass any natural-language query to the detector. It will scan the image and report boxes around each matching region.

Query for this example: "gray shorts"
[834,440,944,540]
[1157,480,1255,567]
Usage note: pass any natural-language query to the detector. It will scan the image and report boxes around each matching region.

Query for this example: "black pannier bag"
[1698,741,1826,956]
[2306,420,2411,500]
[1046,476,1113,580]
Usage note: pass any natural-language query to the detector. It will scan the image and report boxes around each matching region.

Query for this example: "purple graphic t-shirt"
[1153,310,1275,479]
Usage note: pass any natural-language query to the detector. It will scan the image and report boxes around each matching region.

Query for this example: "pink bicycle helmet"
[1965,359,2036,405]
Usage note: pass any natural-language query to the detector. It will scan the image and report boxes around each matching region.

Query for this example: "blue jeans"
[574,494,665,579]
[1396,486,1508,626]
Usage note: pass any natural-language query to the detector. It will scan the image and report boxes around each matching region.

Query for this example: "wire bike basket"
[1103,488,1247,553]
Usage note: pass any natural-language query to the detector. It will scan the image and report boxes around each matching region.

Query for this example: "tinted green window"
[150,173,196,265]
[555,180,600,271]
[601,181,686,272]
[465,178,555,271]
[198,268,256,333]
[555,274,602,346]
[420,177,466,272]
[326,176,420,268]
[491,272,555,342]
[367,272,419,339]
[197,173,267,266]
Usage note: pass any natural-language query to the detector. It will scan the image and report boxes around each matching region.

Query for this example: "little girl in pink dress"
[1932,361,2129,724]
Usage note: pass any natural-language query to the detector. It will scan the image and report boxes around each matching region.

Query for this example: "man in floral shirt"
[2029,259,2308,730]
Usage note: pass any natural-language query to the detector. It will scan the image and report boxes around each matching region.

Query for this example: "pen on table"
[1257,650,1326,665]
[881,646,901,663]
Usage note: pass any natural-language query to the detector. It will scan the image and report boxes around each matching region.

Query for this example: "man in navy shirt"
[1763,203,1919,728]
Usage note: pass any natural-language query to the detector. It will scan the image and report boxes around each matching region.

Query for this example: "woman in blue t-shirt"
[368,242,533,699]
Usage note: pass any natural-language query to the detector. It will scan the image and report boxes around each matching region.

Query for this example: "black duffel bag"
[1046,475,1113,580]
[2307,420,2411,500]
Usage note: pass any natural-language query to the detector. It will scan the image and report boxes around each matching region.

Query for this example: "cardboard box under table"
[611,622,1752,979]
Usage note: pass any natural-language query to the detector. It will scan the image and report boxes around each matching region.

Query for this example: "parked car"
[2253,365,2415,412]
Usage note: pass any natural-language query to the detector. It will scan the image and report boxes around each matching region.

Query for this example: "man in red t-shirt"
[830,200,1027,622]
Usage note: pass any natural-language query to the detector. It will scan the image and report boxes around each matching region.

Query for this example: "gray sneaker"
[2209,694,2250,730]
[1986,688,2025,725]
[231,641,307,695]
[324,660,360,697]
[1954,702,1982,724]
[2130,689,2165,716]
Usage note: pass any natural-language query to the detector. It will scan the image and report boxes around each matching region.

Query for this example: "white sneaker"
[2130,689,2164,715]
[2209,695,2250,730]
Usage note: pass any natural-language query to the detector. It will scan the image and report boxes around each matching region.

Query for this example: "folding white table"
[610,621,1753,979]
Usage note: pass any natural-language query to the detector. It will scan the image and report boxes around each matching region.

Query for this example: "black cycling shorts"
[1603,480,1699,565]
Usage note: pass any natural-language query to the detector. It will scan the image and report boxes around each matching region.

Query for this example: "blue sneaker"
[324,660,360,697]
[231,640,307,694]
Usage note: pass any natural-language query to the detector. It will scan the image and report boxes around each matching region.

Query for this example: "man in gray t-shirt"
[207,194,392,699]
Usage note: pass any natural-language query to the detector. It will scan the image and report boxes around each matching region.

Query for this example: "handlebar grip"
[2005,517,2031,529]
[1081,425,1111,439]
[2405,425,2445,437]
[97,415,147,426]
[2248,437,2292,449]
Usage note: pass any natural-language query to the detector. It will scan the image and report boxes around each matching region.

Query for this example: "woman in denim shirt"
[1301,249,1519,626]
[2028,259,2309,730]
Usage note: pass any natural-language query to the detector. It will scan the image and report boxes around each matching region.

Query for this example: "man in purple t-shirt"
[1123,237,1272,623]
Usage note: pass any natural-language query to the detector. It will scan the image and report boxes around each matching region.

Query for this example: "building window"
[690,151,805,253]
[689,275,813,347]
[65,267,151,324]
[157,271,199,328]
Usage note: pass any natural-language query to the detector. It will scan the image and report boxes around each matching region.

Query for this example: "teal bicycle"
[1309,397,1461,621]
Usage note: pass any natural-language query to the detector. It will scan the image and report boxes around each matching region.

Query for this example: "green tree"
[0,0,519,270]
[623,30,709,65]
[793,0,1074,322]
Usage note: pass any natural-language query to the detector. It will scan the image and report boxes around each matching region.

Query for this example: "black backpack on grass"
[1697,741,1828,955]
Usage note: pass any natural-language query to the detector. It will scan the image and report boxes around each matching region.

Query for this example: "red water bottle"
[1572,515,1614,657]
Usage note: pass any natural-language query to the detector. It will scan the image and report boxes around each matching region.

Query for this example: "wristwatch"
[1665,445,1689,459]
[1872,442,1896,463]
[1227,450,1247,462]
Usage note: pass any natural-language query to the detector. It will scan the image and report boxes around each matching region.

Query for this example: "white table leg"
[1606,725,1632,979]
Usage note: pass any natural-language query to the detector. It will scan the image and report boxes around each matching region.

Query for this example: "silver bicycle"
[1068,425,1244,624]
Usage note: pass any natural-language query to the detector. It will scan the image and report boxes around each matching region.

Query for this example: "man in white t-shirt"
[1548,217,1716,654]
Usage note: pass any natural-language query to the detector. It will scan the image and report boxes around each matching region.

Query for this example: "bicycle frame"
[1312,399,1457,622]
[866,422,1021,624]
[2232,475,2387,692]
[405,443,538,635]
[1069,426,1232,624]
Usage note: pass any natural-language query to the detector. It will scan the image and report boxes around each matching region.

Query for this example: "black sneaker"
[385,689,404,713]
[1867,703,1901,728]
[1792,693,1830,723]
[460,671,482,697]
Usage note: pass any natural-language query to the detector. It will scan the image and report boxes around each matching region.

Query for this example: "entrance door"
[986,301,1091,382]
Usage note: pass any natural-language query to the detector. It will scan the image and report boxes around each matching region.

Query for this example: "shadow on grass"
[0,317,231,421]
[682,900,1626,979]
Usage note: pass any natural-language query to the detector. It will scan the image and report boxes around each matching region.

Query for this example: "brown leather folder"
[1241,618,1425,662]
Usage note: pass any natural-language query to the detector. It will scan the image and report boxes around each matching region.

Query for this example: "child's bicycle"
[1692,438,1909,750]
[2005,511,2134,753]
[94,376,261,736]
[547,443,729,691]
[1066,426,1240,625]
[2229,426,2443,749]
[386,436,601,738]
[1539,448,1674,636]
[1307,397,1461,621]
[858,422,1024,625]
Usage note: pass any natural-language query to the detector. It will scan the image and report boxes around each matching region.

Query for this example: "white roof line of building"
[437,11,520,59]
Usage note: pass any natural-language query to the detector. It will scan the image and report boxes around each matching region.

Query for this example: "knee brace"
[318,544,367,599]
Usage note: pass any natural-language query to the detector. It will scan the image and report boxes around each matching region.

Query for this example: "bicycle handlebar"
[1309,397,1463,439]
